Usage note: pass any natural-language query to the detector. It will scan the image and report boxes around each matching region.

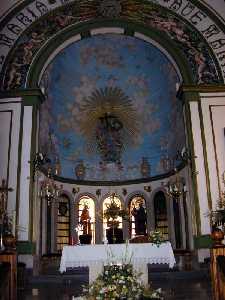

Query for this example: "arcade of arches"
[0,0,225,274]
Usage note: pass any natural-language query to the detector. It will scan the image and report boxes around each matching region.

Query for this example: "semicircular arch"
[1,0,224,91]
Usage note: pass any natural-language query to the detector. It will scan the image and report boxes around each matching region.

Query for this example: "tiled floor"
[18,268,212,300]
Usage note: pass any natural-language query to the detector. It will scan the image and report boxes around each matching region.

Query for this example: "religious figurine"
[80,205,91,235]
[132,203,147,235]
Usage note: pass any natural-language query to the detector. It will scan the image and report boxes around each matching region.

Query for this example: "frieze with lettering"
[0,0,224,90]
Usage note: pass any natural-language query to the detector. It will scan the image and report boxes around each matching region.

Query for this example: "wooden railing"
[211,246,225,300]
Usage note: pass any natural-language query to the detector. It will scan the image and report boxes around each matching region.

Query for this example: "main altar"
[59,242,176,285]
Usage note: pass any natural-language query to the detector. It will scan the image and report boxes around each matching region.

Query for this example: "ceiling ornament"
[78,86,140,163]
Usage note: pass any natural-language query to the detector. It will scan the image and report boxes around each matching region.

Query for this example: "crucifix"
[0,179,13,219]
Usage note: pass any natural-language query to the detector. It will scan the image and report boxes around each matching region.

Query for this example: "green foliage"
[103,198,129,221]
[82,264,164,299]
[148,230,164,247]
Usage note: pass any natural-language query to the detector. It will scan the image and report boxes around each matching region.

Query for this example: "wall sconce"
[144,186,151,193]
[166,169,186,200]
[72,187,80,194]
[122,188,127,196]
[96,189,101,197]
[40,167,61,199]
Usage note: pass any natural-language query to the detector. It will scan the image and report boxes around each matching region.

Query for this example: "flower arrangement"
[103,194,129,222]
[82,264,164,299]
[148,230,164,247]
[206,191,225,229]
[73,243,164,300]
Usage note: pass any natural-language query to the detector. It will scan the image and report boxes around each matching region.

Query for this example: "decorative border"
[0,0,224,91]
[38,162,186,186]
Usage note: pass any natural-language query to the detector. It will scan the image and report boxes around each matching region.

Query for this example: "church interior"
[0,0,225,299]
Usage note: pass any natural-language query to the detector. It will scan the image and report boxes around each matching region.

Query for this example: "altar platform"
[18,266,212,300]
[59,242,176,284]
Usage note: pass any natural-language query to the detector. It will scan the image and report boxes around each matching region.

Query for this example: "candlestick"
[12,210,16,236]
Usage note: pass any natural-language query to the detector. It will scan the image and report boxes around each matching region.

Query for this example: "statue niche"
[79,205,92,244]
[132,203,147,236]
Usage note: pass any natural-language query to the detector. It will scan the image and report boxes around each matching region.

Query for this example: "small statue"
[132,203,147,235]
[80,205,91,235]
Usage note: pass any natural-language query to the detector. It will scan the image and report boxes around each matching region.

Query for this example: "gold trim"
[198,101,212,212]
[180,85,225,94]
[182,92,201,235]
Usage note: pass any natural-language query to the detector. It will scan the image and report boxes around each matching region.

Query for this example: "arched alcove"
[153,191,169,241]
[35,28,188,184]
[1,0,224,268]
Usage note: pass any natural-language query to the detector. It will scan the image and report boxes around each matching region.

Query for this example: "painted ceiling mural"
[1,0,222,91]
[39,33,185,182]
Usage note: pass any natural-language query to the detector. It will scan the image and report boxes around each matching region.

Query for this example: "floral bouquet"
[78,242,164,300]
[83,264,143,299]
[82,264,164,299]
[103,195,129,222]
[148,230,164,247]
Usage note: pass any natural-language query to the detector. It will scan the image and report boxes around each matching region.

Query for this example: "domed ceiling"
[39,33,185,182]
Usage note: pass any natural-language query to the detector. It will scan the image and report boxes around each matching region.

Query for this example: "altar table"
[59,242,176,285]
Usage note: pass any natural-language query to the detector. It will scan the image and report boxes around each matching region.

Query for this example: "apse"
[39,33,185,182]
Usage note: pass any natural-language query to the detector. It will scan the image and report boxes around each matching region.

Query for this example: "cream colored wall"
[189,92,225,235]
[0,98,34,241]
[201,0,225,22]
[200,93,225,210]
[18,106,33,241]
[0,98,22,235]
[189,101,211,235]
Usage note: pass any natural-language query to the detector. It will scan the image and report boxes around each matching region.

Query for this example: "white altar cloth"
[59,242,175,285]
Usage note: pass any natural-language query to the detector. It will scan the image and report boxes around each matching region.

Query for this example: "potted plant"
[207,195,225,246]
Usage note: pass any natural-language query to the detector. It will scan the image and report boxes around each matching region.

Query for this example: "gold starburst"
[78,87,140,155]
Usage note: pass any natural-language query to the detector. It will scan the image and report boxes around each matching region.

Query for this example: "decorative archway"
[1,0,224,91]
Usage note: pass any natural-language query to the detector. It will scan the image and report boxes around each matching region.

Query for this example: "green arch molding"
[26,20,193,87]
[0,0,224,91]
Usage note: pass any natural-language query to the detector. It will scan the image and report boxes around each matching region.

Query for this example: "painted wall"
[39,33,185,181]
[200,92,225,211]
[189,92,225,236]
[1,1,225,23]
[0,98,21,235]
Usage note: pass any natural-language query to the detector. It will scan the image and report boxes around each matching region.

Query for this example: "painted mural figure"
[132,203,147,235]
[80,205,91,235]
[96,114,123,164]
